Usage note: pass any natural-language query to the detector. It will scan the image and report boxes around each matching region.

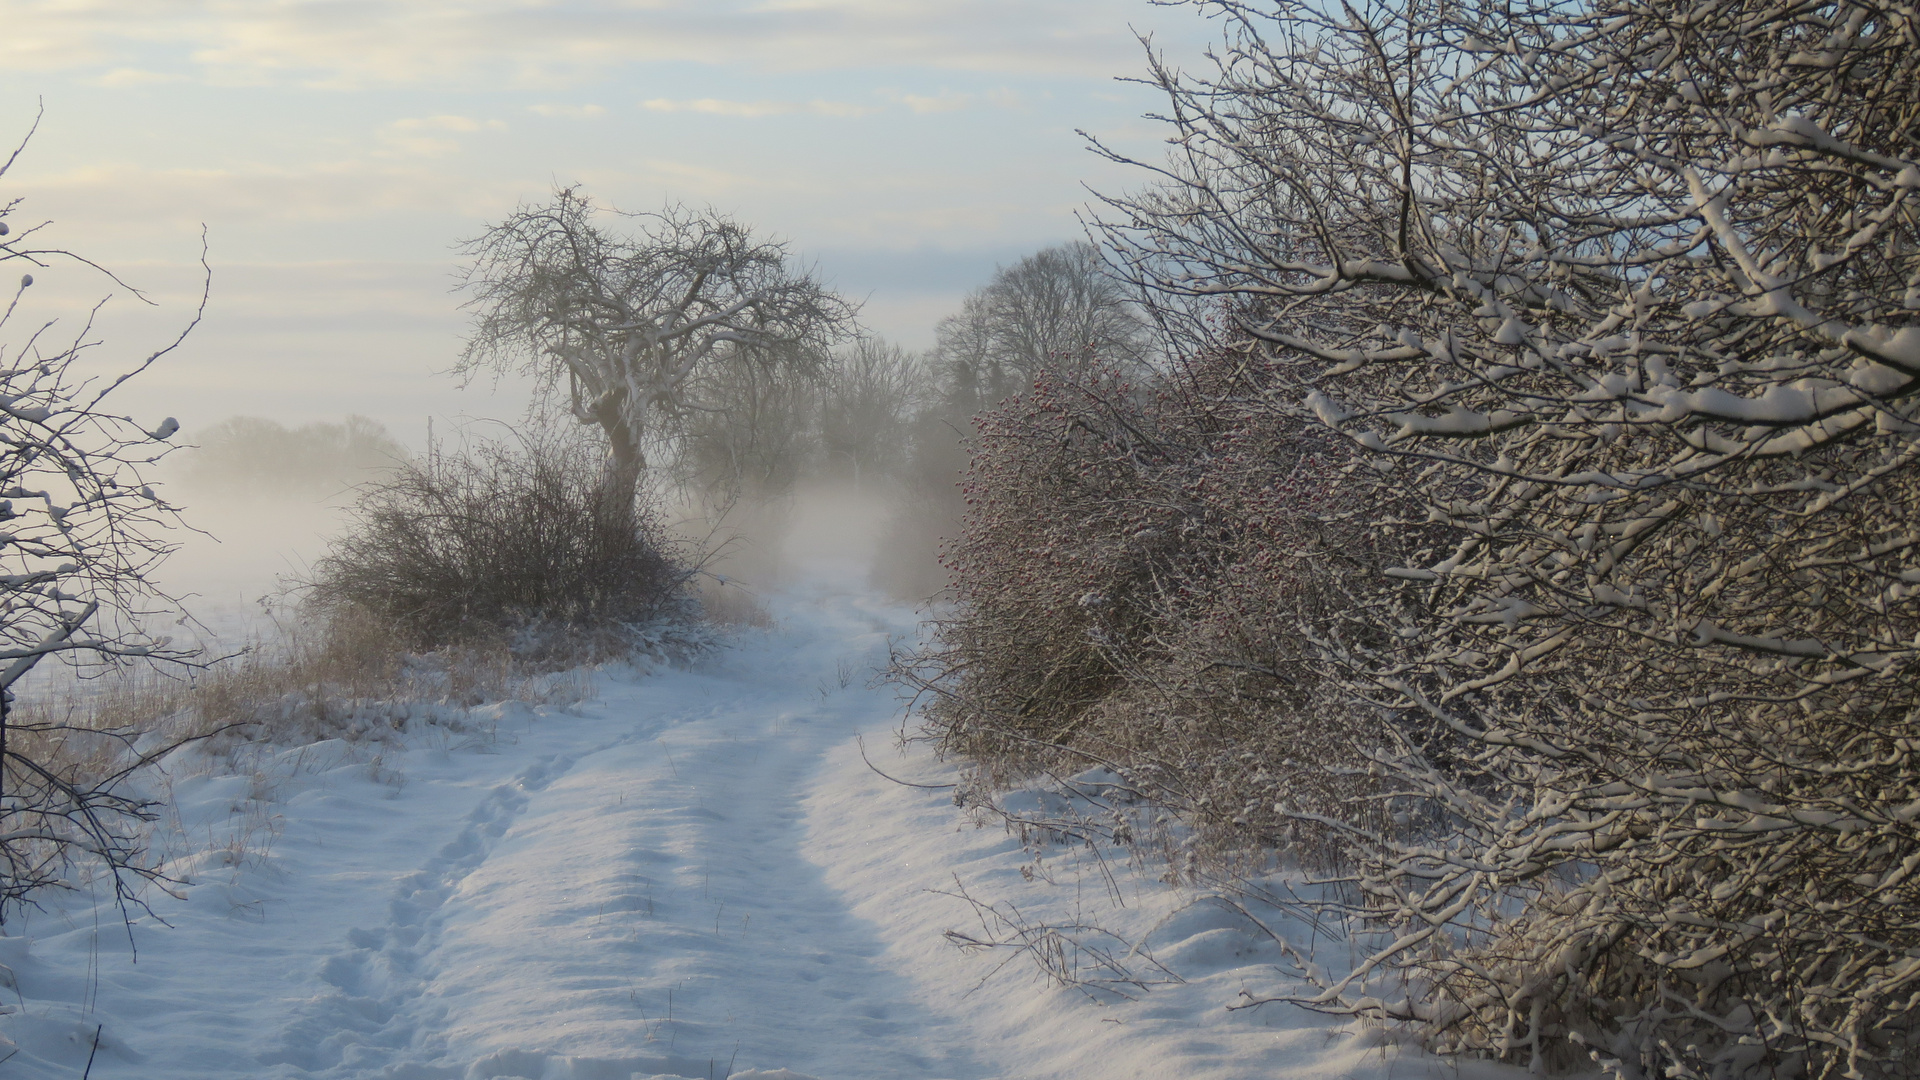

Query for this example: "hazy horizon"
[0,0,1211,446]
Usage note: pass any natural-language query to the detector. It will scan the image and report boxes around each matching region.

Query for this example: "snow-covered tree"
[457,189,858,505]
[0,121,200,920]
[1095,0,1920,1076]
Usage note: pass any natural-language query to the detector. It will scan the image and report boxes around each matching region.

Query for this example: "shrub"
[899,351,1432,867]
[306,433,691,655]
[1086,0,1920,1075]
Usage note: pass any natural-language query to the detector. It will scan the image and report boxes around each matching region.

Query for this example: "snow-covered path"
[251,592,987,1079]
[1,588,1512,1080]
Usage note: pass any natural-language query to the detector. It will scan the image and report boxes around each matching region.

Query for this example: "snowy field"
[0,569,1523,1080]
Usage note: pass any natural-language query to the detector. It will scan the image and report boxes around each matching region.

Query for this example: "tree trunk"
[595,402,646,516]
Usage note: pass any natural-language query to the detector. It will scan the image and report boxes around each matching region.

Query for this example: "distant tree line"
[182,414,410,498]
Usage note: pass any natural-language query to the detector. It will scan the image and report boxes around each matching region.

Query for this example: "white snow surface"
[0,586,1520,1080]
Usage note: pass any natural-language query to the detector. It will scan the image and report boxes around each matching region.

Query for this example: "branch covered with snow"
[1087,1,1920,1076]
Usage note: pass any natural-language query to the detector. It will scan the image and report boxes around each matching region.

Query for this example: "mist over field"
[148,402,939,607]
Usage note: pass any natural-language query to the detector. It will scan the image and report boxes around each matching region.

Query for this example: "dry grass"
[1,584,725,921]
[1,605,599,920]
[9,605,610,790]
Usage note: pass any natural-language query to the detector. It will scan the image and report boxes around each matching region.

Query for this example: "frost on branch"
[893,352,1438,886]
[0,123,203,922]
[1093,0,1920,1076]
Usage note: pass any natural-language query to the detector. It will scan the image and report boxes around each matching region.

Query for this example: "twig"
[81,1024,101,1079]
[856,733,954,790]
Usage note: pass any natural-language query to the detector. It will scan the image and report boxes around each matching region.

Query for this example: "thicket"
[306,433,693,658]
[902,352,1431,862]
[913,1,1920,1078]
[667,334,927,502]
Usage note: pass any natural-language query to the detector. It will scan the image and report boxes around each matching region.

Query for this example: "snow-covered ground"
[0,572,1520,1080]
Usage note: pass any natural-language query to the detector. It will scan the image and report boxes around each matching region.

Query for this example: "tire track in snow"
[260,595,987,1080]
[262,733,651,1076]
[388,607,989,1080]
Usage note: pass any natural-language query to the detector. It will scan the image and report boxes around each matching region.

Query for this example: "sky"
[0,0,1216,447]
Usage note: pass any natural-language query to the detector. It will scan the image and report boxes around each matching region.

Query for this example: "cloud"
[377,115,504,156]
[642,98,795,119]
[0,0,1185,87]
[95,67,187,87]
[898,93,967,115]
[888,87,1024,114]
[391,115,494,134]
[629,157,769,195]
[638,91,1022,119]
[807,100,882,118]
[639,97,877,118]
[6,159,519,240]
[527,104,607,119]
[389,115,480,133]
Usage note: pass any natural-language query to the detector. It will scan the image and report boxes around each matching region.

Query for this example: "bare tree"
[935,241,1151,412]
[0,117,204,923]
[818,336,927,486]
[670,350,820,502]
[457,188,858,505]
[1089,0,1920,1076]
